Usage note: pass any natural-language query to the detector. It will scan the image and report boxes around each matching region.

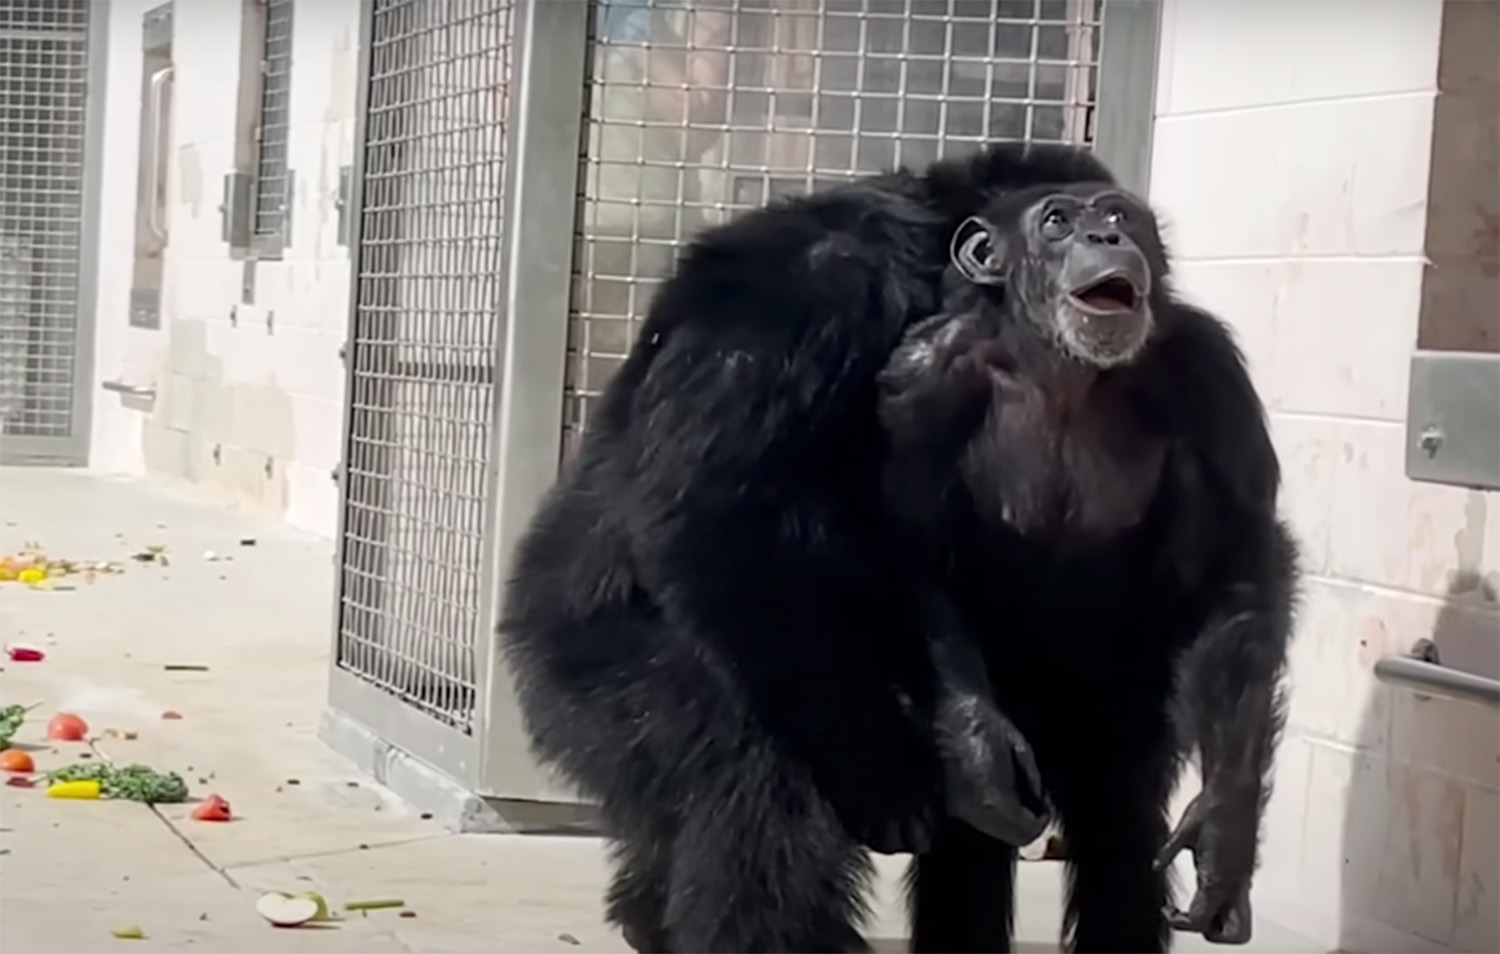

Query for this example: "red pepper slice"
[190,793,232,822]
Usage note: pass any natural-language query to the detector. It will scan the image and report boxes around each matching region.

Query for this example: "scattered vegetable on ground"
[345,899,405,912]
[46,762,190,804]
[46,779,102,799]
[0,703,37,748]
[190,793,233,822]
[0,749,35,773]
[0,544,123,586]
[256,892,337,928]
[46,712,89,741]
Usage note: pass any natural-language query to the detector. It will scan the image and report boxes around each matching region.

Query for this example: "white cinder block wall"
[1148,2,1498,951]
[88,0,360,538]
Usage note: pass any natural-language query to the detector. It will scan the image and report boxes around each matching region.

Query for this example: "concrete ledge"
[319,706,602,835]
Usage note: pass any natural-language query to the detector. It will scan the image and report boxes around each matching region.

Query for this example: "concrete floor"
[0,468,1329,953]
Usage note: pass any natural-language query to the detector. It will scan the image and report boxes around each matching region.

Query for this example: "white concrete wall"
[87,0,360,538]
[1148,2,1498,951]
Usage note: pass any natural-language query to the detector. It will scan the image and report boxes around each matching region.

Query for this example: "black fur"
[499,144,1113,953]
[879,185,1298,953]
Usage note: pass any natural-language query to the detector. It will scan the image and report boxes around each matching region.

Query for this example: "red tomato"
[46,712,89,741]
[0,748,35,773]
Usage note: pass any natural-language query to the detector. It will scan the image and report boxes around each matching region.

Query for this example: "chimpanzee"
[499,142,1293,953]
[877,182,1298,952]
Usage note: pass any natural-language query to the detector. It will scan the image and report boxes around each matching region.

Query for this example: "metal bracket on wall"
[241,259,256,305]
[220,171,254,249]
[101,380,157,399]
[1405,350,1500,491]
[101,379,158,412]
[335,165,353,247]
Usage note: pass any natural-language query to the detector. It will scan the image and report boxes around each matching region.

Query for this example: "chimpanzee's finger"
[1154,795,1206,871]
[1205,894,1253,945]
[1165,900,1200,932]
[1155,818,1197,871]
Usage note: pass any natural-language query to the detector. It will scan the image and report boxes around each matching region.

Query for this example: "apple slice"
[298,892,332,921]
[255,892,321,928]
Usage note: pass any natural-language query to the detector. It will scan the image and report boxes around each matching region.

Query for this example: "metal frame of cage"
[327,0,1161,803]
[0,0,109,465]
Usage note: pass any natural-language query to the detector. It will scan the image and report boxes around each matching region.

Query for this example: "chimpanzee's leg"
[1055,749,1176,953]
[907,816,1018,953]
[605,821,675,953]
[662,739,875,953]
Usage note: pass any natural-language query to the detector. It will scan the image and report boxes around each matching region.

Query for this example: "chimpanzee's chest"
[979,371,1170,541]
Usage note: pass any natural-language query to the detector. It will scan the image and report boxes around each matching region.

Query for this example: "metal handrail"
[1374,639,1500,710]
[144,66,175,243]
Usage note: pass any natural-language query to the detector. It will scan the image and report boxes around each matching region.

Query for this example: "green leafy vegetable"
[0,704,33,750]
[46,762,189,804]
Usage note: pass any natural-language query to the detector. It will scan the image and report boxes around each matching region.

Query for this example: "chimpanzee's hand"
[936,693,1051,847]
[1156,793,1256,945]
[832,752,939,855]
[821,695,942,856]
[852,795,938,856]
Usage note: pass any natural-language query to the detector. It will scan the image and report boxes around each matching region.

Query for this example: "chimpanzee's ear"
[950,216,1005,286]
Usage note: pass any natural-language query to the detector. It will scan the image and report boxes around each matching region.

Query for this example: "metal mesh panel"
[252,0,295,240]
[335,0,514,732]
[0,0,90,441]
[564,0,1099,456]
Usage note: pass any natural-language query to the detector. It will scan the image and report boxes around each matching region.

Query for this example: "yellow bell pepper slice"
[46,779,102,799]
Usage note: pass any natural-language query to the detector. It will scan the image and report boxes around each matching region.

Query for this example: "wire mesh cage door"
[0,0,98,464]
[564,0,1103,455]
[330,0,516,786]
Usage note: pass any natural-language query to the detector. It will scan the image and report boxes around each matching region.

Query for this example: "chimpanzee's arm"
[1160,518,1296,944]
[914,580,1052,847]
[1153,305,1299,945]
[1175,521,1296,805]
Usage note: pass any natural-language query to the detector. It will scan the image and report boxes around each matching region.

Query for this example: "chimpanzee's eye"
[1103,208,1126,226]
[1040,206,1072,239]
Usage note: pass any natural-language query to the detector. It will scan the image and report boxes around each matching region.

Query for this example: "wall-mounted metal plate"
[128,287,161,330]
[1405,350,1500,490]
[220,170,254,249]
[142,1,173,55]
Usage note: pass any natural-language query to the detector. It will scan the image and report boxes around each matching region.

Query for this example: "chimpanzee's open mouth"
[1070,275,1142,314]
